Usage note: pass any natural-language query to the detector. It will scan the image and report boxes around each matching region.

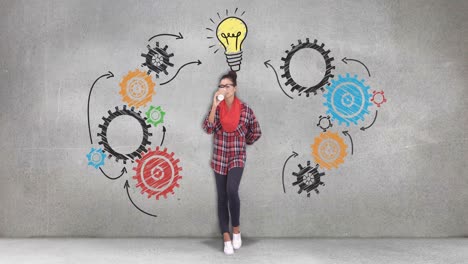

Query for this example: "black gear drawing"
[97,105,152,164]
[141,42,174,78]
[292,160,325,197]
[317,115,333,132]
[280,38,335,97]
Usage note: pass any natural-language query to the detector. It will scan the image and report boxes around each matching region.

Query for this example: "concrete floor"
[0,238,466,263]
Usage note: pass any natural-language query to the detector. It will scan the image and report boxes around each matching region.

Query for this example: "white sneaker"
[224,241,234,255]
[232,232,242,249]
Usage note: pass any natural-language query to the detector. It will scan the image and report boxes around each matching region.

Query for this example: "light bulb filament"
[220,32,242,49]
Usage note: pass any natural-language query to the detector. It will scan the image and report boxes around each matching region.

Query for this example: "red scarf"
[219,96,241,132]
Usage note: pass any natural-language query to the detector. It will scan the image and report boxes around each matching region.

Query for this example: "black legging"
[214,167,244,235]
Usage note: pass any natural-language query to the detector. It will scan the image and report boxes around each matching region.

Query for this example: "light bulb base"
[225,51,243,72]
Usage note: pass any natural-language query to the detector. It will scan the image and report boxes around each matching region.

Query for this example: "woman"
[202,70,262,255]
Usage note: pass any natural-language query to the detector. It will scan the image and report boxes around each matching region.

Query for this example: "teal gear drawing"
[145,105,166,127]
[86,147,106,169]
[323,73,372,126]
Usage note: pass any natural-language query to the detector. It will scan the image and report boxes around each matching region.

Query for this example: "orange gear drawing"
[132,147,182,200]
[119,69,156,108]
[311,131,347,170]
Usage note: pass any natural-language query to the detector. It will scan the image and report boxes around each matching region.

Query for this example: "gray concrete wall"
[0,0,466,238]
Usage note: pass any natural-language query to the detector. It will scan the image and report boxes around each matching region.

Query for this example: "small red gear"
[370,90,387,107]
[132,147,182,200]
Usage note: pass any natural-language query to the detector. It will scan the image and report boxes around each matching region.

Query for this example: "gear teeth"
[317,115,333,132]
[292,160,325,197]
[131,147,182,200]
[281,38,335,97]
[141,41,174,78]
[86,148,106,169]
[323,74,372,126]
[311,131,347,170]
[370,90,387,107]
[97,105,153,164]
[145,105,166,127]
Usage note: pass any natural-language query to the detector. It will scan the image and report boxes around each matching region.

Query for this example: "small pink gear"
[370,90,387,107]
[132,146,182,200]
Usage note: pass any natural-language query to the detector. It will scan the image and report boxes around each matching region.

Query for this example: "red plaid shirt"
[203,101,262,175]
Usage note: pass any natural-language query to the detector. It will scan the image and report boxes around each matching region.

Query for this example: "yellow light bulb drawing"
[216,17,248,71]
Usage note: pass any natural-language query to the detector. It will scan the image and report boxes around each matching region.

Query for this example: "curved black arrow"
[87,71,114,144]
[342,131,354,155]
[360,110,378,131]
[99,167,127,180]
[124,180,158,217]
[282,151,298,193]
[160,126,166,146]
[160,60,202,86]
[264,60,293,99]
[342,57,371,77]
[148,32,183,42]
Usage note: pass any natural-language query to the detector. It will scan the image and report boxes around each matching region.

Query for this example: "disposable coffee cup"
[217,94,225,101]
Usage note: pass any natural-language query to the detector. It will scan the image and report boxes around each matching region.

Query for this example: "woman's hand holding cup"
[213,89,226,108]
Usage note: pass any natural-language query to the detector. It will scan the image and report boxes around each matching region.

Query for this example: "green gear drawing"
[145,105,165,127]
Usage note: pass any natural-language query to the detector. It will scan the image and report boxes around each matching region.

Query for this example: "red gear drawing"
[370,90,387,107]
[132,147,182,200]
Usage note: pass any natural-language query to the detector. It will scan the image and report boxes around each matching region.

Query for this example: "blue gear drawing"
[86,147,106,169]
[323,73,372,126]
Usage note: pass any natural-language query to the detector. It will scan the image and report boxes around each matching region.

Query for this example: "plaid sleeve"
[246,107,261,145]
[202,107,219,134]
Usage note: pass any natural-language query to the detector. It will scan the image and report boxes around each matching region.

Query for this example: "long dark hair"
[219,70,237,86]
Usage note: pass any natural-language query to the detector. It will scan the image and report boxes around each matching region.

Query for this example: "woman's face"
[218,78,237,99]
